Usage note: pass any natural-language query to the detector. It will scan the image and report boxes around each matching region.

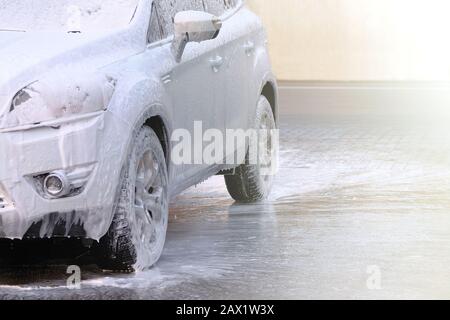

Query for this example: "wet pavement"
[2,114,450,299]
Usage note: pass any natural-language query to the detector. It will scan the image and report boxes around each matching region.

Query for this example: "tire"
[225,96,278,203]
[96,126,169,272]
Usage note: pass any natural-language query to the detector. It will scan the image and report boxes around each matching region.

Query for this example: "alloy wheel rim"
[258,112,274,182]
[133,149,167,262]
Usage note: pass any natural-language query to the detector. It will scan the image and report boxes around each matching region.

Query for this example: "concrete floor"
[1,114,450,299]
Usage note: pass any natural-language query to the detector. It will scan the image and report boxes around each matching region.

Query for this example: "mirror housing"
[171,11,222,63]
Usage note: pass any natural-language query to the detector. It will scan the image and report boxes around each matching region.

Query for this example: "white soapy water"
[0,0,269,279]
[2,116,450,299]
[0,0,139,32]
[3,72,115,128]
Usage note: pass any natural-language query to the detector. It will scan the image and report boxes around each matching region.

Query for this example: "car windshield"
[0,0,139,32]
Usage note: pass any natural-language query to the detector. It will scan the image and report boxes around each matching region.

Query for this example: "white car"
[0,0,278,271]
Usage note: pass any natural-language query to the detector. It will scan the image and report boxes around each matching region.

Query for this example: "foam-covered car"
[0,0,278,270]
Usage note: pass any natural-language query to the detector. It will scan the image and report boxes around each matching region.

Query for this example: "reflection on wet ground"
[2,114,450,299]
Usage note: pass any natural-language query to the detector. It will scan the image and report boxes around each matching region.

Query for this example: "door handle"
[209,55,224,72]
[244,41,255,56]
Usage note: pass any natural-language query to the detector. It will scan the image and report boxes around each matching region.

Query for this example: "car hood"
[0,30,142,108]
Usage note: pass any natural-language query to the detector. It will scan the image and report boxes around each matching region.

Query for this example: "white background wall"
[247,0,450,81]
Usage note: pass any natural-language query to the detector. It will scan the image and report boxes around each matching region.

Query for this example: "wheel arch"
[261,80,279,125]
[134,104,173,174]
[144,115,170,166]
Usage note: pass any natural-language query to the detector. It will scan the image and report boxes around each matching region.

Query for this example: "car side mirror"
[171,11,222,63]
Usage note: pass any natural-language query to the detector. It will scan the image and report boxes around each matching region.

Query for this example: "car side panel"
[217,6,277,164]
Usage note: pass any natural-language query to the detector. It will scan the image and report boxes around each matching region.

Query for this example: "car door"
[204,0,254,164]
[155,0,225,190]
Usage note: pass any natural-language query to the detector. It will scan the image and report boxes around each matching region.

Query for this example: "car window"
[147,2,164,43]
[155,0,204,38]
[203,0,237,16]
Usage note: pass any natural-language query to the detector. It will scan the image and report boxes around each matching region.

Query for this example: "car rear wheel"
[96,126,169,272]
[224,96,278,203]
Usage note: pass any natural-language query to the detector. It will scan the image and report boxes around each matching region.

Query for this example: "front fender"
[108,72,173,129]
[106,73,174,193]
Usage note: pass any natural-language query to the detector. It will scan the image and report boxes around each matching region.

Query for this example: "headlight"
[1,73,116,129]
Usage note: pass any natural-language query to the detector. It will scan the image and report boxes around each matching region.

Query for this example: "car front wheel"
[96,126,169,272]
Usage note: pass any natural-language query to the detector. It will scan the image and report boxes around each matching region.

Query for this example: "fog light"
[43,171,70,198]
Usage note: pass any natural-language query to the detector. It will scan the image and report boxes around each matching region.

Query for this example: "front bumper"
[0,112,128,240]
